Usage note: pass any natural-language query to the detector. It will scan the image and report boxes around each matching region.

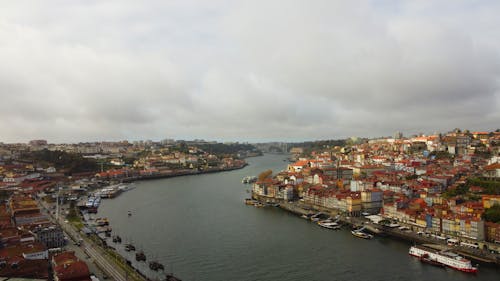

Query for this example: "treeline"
[289,139,346,156]
[195,143,258,156]
[467,178,500,195]
[443,177,500,199]
[23,149,98,174]
[483,204,500,223]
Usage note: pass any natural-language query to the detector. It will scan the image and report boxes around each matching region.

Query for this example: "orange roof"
[484,163,500,171]
[292,160,309,167]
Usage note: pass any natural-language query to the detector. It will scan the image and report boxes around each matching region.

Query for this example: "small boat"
[149,261,164,271]
[166,274,182,281]
[310,212,324,222]
[128,211,132,216]
[244,198,256,205]
[318,222,341,230]
[242,176,258,184]
[112,235,122,243]
[351,230,373,239]
[125,244,136,251]
[135,251,146,262]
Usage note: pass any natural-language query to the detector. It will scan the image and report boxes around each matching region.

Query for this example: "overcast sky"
[0,1,499,143]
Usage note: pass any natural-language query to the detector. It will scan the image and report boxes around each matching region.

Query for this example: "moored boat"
[318,221,341,230]
[409,245,478,273]
[419,253,445,268]
[136,251,146,262]
[149,261,164,271]
[351,230,373,239]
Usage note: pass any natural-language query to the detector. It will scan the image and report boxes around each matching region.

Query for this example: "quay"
[251,194,500,266]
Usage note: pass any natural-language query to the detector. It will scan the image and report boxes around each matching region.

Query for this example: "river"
[99,154,499,281]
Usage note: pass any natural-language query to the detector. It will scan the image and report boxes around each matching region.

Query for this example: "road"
[38,199,133,281]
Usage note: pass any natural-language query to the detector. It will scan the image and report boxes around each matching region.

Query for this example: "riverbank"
[251,194,500,267]
[120,163,248,183]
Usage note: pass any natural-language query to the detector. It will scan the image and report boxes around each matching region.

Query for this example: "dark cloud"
[0,1,499,142]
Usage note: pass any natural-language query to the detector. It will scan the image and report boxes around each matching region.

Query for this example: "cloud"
[0,0,499,142]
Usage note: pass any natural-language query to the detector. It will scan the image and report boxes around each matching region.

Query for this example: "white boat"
[318,222,341,230]
[85,197,95,208]
[242,176,257,184]
[310,212,324,222]
[409,245,478,273]
[351,230,373,239]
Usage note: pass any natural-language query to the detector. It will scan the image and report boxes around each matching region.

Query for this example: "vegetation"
[405,174,419,180]
[196,143,257,156]
[429,151,453,159]
[443,184,469,198]
[258,169,273,181]
[0,190,11,201]
[289,139,346,157]
[467,178,500,195]
[483,204,500,223]
[23,149,98,174]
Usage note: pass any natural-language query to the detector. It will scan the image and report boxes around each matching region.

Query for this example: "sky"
[0,0,499,143]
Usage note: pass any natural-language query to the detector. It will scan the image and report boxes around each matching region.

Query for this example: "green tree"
[483,204,500,223]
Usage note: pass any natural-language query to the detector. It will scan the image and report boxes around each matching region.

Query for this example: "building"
[52,251,92,281]
[32,225,66,248]
[0,242,49,279]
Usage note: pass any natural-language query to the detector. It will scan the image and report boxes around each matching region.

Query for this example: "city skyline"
[1,1,499,143]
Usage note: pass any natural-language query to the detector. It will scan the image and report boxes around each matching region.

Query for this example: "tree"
[258,169,273,181]
[483,204,500,223]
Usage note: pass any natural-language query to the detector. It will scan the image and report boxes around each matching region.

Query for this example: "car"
[417,231,424,235]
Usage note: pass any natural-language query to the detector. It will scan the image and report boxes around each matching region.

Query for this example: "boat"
[93,196,101,208]
[96,218,109,226]
[244,199,257,205]
[409,245,478,273]
[310,212,324,222]
[112,235,122,243]
[242,176,258,184]
[318,221,341,230]
[135,251,146,262]
[351,230,373,239]
[419,253,445,268]
[166,274,182,281]
[125,244,136,252]
[85,196,95,208]
[128,211,132,216]
[149,261,164,271]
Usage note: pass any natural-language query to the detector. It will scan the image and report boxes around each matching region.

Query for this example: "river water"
[99,154,499,281]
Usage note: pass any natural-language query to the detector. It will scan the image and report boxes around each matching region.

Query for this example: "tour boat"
[409,245,478,273]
